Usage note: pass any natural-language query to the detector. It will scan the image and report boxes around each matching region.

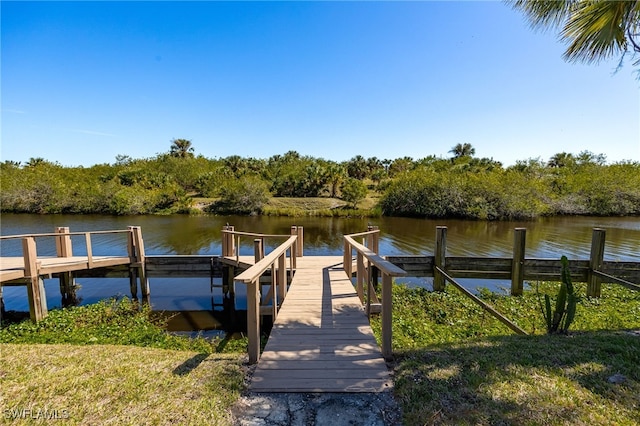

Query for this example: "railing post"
[588,228,606,298]
[434,226,447,291]
[247,278,261,364]
[222,225,235,257]
[270,263,278,319]
[296,226,304,257]
[511,228,526,296]
[55,227,72,257]
[368,225,380,288]
[290,227,298,269]
[367,225,379,254]
[381,273,393,360]
[356,252,365,302]
[343,239,352,278]
[55,227,78,306]
[278,253,287,301]
[126,226,149,301]
[22,237,48,321]
[254,239,264,263]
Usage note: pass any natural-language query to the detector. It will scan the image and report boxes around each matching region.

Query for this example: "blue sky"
[2,1,639,167]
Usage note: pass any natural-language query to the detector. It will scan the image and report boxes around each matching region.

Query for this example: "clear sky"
[2,1,639,167]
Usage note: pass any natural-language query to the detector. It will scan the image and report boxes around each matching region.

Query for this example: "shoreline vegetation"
[1,282,639,425]
[2,144,639,220]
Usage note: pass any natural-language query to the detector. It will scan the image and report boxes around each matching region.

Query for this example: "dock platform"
[249,256,392,393]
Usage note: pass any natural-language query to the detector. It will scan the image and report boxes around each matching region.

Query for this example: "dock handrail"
[434,266,528,335]
[344,229,406,360]
[222,225,303,266]
[0,226,146,322]
[235,235,298,364]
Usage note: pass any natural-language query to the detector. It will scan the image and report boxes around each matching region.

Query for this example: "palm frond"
[562,1,631,63]
[509,0,578,30]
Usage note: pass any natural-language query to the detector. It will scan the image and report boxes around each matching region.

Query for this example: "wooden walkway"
[0,256,132,284]
[249,256,392,393]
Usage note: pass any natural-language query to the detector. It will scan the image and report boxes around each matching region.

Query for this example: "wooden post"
[290,227,297,269]
[247,279,260,364]
[222,225,235,257]
[381,273,393,360]
[55,227,78,306]
[130,226,149,299]
[229,226,235,258]
[23,237,48,321]
[55,227,72,257]
[588,228,606,298]
[343,239,352,279]
[368,225,380,288]
[367,225,380,254]
[511,228,526,296]
[270,263,278,319]
[356,252,365,302]
[222,226,228,257]
[297,226,304,257]
[277,253,286,302]
[434,226,447,292]
[254,239,264,263]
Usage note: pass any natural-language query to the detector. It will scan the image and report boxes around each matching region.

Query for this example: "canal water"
[2,214,639,331]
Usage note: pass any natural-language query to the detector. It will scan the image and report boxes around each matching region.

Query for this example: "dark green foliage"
[340,177,367,208]
[211,176,270,214]
[539,256,579,334]
[1,150,638,217]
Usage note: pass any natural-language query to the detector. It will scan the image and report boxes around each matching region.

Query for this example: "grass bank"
[370,282,640,425]
[0,299,247,425]
[195,195,381,217]
[2,282,639,425]
[1,344,243,425]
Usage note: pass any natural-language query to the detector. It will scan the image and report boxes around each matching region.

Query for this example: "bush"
[340,178,367,208]
[213,176,270,214]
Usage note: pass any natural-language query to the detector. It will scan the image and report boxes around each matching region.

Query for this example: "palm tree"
[449,143,475,159]
[169,139,194,158]
[510,1,640,71]
[547,152,576,168]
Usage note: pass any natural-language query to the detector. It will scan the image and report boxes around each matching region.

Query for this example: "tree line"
[1,140,639,219]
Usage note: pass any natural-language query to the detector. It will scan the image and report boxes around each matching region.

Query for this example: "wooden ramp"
[249,256,392,393]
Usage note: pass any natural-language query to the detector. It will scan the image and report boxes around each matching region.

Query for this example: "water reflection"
[1,214,638,326]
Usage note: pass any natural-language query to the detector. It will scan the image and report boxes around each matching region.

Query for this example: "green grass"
[369,282,640,425]
[0,298,248,425]
[2,283,639,425]
[1,344,244,425]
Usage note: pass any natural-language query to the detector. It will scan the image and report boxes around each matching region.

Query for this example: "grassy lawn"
[370,282,640,425]
[0,299,246,425]
[1,281,638,425]
[1,344,243,425]
[192,194,380,216]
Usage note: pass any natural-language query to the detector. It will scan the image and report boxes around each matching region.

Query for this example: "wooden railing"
[387,227,640,297]
[344,228,406,360]
[222,225,303,267]
[0,226,145,321]
[234,234,298,364]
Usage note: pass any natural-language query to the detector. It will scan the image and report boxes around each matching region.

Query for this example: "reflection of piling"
[222,265,236,297]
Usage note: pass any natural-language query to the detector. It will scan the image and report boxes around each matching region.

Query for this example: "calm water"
[2,214,639,322]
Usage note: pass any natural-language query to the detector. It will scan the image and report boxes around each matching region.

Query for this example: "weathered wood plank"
[249,256,391,393]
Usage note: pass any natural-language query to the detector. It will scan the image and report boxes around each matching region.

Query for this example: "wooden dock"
[0,255,132,283]
[249,256,392,393]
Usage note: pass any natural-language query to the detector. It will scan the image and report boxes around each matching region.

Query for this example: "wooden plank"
[250,256,391,393]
